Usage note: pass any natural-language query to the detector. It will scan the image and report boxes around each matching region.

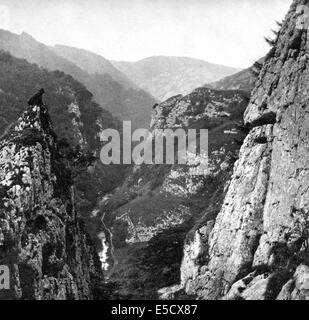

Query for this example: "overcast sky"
[0,0,292,68]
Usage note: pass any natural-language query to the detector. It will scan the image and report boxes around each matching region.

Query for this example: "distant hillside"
[206,68,255,92]
[206,58,265,92]
[112,56,241,101]
[0,30,156,128]
[52,45,137,90]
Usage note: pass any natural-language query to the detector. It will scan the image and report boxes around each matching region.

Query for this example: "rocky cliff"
[169,0,309,300]
[0,102,102,300]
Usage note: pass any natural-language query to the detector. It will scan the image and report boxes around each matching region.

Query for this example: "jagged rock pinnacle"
[27,88,45,107]
[0,97,102,300]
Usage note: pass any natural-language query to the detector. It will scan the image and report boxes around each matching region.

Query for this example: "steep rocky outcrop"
[171,0,309,300]
[0,103,102,300]
[101,87,250,299]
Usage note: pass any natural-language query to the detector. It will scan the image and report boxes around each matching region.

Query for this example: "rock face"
[0,103,102,300]
[173,0,309,300]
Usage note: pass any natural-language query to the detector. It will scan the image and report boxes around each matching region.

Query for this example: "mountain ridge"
[0,29,156,128]
[52,44,138,90]
[206,57,265,92]
[111,56,242,101]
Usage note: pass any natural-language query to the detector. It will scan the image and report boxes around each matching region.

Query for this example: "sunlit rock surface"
[174,0,309,300]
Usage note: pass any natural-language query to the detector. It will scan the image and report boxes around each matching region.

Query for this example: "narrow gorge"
[1,0,309,302]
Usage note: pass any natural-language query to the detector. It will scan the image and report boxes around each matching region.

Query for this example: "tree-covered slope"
[0,30,156,128]
[0,50,113,148]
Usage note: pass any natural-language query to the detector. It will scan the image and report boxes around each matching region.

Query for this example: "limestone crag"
[0,103,102,300]
[174,0,309,300]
